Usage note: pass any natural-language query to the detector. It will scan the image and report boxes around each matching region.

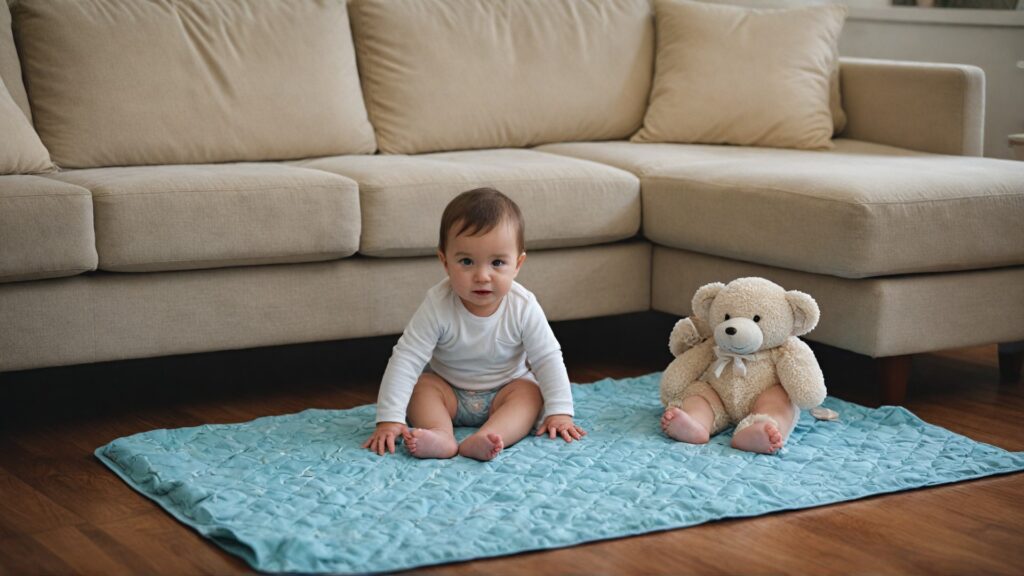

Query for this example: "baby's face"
[440,221,525,317]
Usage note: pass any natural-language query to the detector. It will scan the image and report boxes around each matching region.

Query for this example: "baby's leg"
[731,384,798,455]
[662,381,726,444]
[459,379,542,461]
[403,373,459,459]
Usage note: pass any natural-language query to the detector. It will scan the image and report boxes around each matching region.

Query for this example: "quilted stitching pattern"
[96,373,1024,574]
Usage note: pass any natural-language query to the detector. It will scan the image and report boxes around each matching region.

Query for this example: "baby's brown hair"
[438,188,525,255]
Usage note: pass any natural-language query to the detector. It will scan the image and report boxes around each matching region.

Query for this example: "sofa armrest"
[839,57,985,157]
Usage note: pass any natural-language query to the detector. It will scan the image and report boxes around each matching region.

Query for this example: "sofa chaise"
[1,0,1022,404]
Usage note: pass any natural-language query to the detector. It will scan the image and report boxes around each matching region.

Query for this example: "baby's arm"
[520,295,586,442]
[363,297,441,454]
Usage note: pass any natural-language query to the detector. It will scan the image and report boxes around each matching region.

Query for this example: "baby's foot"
[661,407,710,444]
[403,428,457,459]
[458,432,504,461]
[731,420,784,454]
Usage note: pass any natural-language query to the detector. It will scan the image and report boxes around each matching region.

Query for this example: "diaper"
[452,385,506,427]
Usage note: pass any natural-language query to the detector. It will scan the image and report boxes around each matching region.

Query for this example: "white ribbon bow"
[712,346,757,378]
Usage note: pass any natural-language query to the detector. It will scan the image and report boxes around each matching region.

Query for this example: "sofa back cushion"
[350,0,654,155]
[12,0,376,169]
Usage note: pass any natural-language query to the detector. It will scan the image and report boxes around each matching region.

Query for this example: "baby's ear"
[691,282,724,322]
[786,290,820,336]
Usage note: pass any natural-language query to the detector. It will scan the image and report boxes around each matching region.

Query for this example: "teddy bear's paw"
[731,418,784,455]
[661,407,710,444]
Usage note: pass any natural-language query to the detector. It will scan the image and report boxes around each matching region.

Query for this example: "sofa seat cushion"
[298,149,640,257]
[537,139,1024,278]
[48,164,360,273]
[0,175,97,283]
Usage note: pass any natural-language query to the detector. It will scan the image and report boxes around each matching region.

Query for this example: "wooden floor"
[1,312,1021,575]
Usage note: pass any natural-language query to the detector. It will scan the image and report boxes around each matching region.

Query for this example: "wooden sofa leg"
[998,342,1024,384]
[877,355,912,405]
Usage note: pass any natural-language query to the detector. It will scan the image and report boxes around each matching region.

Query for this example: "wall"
[839,7,1024,159]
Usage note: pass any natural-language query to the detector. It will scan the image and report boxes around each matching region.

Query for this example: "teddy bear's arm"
[660,339,716,406]
[668,317,711,357]
[775,337,827,409]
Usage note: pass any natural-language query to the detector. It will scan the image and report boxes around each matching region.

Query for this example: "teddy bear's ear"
[691,282,724,322]
[787,290,820,336]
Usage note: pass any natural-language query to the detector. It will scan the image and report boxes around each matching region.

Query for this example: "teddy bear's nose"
[725,327,737,336]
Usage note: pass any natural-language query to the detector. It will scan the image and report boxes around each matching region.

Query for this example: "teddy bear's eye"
[753,315,761,323]
[724,314,731,320]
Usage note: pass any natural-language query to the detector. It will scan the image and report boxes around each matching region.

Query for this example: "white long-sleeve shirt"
[375,279,574,424]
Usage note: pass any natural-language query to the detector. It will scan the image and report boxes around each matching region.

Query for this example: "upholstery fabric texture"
[0,243,651,371]
[349,0,654,154]
[0,76,51,175]
[0,0,31,119]
[48,164,362,272]
[12,0,376,168]
[538,139,1024,278]
[652,247,1024,358]
[840,58,985,157]
[298,149,641,257]
[0,75,52,174]
[633,0,846,150]
[0,175,96,283]
[95,373,1024,574]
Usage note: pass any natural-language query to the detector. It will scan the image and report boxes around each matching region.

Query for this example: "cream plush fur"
[660,277,826,446]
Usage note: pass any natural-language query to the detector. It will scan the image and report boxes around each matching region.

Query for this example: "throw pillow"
[633,0,847,150]
[0,75,52,174]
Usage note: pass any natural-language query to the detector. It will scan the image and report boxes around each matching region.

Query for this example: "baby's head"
[438,188,526,316]
[439,187,525,256]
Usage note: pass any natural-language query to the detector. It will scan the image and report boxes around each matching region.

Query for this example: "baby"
[362,187,586,461]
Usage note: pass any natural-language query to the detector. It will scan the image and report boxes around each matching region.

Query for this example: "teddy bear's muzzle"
[714,317,763,355]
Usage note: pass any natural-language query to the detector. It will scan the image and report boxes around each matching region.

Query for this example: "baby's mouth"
[472,290,492,296]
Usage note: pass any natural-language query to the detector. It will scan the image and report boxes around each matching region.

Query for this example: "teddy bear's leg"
[730,384,799,455]
[661,381,730,443]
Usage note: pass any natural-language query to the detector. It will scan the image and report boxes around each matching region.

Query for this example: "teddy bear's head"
[691,277,819,354]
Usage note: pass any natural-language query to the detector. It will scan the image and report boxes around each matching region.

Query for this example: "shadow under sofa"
[1,0,1023,405]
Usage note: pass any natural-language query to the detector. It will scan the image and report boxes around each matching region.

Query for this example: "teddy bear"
[660,277,826,454]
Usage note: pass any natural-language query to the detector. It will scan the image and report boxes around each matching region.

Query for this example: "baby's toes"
[766,425,784,450]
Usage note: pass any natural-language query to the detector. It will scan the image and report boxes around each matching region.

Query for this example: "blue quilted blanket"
[96,373,1024,574]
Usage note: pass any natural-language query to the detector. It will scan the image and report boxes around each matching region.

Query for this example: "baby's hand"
[362,422,407,455]
[535,414,586,443]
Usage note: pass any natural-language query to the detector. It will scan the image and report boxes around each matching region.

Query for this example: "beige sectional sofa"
[1,0,1022,403]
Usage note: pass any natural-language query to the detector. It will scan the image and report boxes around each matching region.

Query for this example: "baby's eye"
[458,257,473,266]
[491,259,506,267]
[724,314,731,320]
[753,315,761,323]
